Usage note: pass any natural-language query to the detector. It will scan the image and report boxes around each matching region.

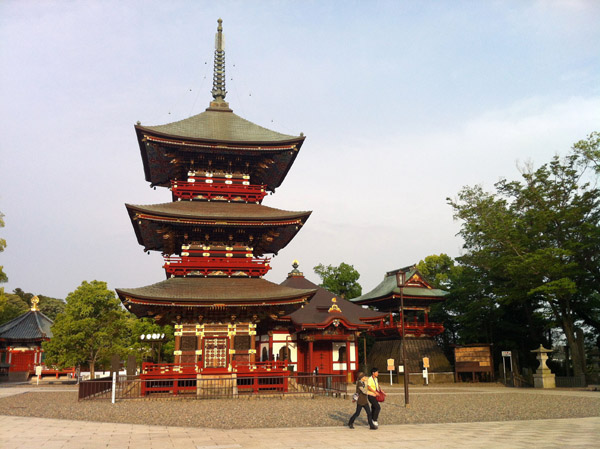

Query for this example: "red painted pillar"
[354,337,359,380]
[308,340,313,372]
[345,338,350,382]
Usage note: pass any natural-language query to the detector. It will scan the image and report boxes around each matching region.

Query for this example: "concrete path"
[1,415,598,449]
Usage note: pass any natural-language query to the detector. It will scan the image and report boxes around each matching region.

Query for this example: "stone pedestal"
[531,345,555,388]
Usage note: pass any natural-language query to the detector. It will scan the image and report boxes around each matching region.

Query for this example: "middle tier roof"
[126,201,311,255]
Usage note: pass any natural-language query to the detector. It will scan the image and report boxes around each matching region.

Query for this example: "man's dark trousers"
[368,395,381,421]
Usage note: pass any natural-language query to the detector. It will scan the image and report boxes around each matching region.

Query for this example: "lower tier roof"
[116,277,316,308]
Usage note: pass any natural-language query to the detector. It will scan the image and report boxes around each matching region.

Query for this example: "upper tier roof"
[0,309,53,342]
[134,20,305,191]
[351,265,448,309]
[138,109,301,143]
[280,264,385,329]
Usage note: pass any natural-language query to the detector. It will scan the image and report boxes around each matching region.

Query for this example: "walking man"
[367,367,383,426]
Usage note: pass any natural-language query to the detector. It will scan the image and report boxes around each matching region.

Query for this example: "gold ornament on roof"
[328,297,341,313]
[30,296,40,311]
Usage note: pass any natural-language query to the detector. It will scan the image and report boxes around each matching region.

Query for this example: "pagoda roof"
[126,201,311,255]
[351,265,448,309]
[280,265,386,329]
[137,110,302,144]
[116,277,316,308]
[0,309,53,342]
[126,201,310,221]
[135,20,306,191]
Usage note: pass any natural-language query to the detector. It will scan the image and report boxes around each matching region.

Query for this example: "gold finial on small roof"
[331,297,337,303]
[31,296,40,311]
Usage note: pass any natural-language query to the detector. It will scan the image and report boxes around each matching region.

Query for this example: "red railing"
[368,320,445,337]
[141,363,199,396]
[163,256,271,277]
[171,180,267,203]
[139,361,293,396]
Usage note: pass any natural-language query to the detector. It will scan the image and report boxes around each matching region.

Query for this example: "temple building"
[351,265,452,380]
[116,20,317,380]
[276,261,386,381]
[0,296,53,380]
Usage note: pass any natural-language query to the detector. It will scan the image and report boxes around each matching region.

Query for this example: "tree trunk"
[89,361,95,379]
[562,315,585,377]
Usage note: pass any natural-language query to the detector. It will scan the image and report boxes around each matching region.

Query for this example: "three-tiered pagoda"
[116,20,316,378]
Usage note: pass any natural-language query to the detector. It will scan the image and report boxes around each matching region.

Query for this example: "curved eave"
[136,124,305,147]
[296,315,369,331]
[116,278,316,311]
[125,202,311,222]
[135,126,305,190]
[120,295,310,308]
[352,293,447,310]
[125,203,310,255]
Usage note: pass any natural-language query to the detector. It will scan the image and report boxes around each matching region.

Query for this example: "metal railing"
[79,373,347,401]
[556,375,587,388]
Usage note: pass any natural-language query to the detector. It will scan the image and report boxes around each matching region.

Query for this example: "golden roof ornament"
[289,260,303,277]
[30,295,40,311]
[328,297,341,313]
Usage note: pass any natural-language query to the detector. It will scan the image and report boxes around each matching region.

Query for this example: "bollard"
[111,371,117,404]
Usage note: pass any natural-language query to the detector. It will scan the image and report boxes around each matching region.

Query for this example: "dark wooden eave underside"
[117,278,316,322]
[352,294,447,310]
[136,126,305,191]
[126,202,311,255]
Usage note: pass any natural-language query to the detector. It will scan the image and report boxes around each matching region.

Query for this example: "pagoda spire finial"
[30,295,40,312]
[208,18,230,110]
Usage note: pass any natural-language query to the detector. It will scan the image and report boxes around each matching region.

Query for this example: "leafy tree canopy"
[11,288,65,321]
[43,280,130,376]
[416,253,459,290]
[447,132,600,376]
[0,212,6,285]
[313,262,362,299]
[0,293,28,325]
[124,317,175,364]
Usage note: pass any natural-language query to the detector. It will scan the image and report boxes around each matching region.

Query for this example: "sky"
[1,0,599,300]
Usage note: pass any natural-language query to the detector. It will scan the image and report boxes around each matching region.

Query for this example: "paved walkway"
[1,415,598,449]
[1,385,598,448]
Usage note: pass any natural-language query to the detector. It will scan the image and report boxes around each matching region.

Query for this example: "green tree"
[0,293,28,325]
[43,280,130,377]
[124,317,175,364]
[0,212,6,285]
[416,253,457,290]
[0,212,7,320]
[12,288,65,321]
[448,133,600,376]
[313,262,362,299]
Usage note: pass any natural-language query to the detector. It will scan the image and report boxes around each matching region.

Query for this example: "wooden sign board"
[387,358,395,371]
[454,345,494,381]
[422,357,430,368]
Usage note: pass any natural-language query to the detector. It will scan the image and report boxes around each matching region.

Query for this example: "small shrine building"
[275,262,386,381]
[0,296,52,379]
[351,265,453,377]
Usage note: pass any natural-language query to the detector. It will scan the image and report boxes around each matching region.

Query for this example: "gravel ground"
[1,384,599,429]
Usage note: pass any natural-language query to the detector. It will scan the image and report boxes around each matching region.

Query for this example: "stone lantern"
[531,345,555,388]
